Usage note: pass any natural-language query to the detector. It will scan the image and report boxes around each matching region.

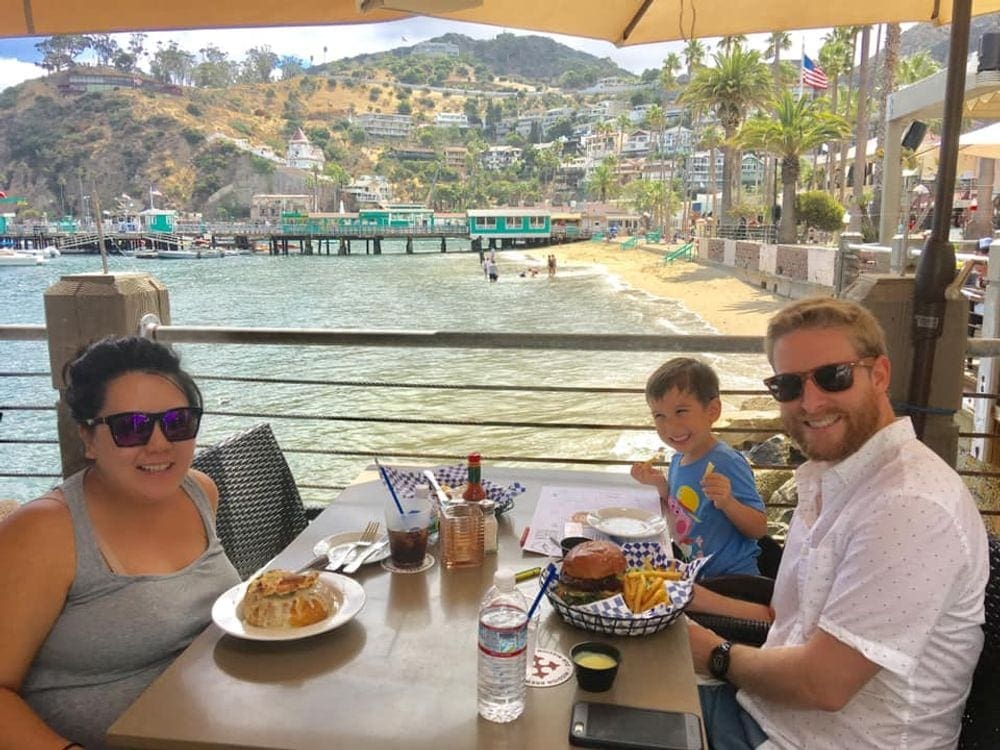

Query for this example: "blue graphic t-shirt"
[666,441,764,578]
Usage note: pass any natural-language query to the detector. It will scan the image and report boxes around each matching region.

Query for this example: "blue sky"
[0,18,848,91]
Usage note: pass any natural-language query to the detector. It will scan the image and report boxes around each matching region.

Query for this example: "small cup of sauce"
[571,641,621,692]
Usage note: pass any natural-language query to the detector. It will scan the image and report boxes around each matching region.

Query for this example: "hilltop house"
[286,128,325,171]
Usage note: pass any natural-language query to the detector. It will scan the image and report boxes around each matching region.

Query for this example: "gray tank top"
[21,469,240,750]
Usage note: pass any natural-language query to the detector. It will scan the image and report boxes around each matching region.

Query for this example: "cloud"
[0,58,45,91]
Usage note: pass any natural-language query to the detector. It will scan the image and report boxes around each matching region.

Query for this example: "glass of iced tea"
[384,493,431,569]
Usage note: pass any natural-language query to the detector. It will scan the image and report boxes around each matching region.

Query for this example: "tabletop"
[108,465,704,750]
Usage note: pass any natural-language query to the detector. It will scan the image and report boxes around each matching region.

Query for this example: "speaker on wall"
[979,33,1000,73]
[901,120,928,151]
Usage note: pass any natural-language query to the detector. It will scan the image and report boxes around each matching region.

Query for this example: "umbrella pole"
[908,0,972,440]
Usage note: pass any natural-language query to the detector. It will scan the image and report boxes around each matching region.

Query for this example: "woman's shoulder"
[0,492,76,577]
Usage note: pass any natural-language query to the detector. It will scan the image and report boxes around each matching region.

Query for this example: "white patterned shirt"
[739,418,988,749]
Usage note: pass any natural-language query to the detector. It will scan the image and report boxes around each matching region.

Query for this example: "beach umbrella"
[1,0,998,40]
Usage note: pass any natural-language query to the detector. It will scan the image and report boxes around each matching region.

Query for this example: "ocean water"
[0,244,770,501]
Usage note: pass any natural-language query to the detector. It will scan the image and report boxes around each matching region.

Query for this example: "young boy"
[631,357,766,578]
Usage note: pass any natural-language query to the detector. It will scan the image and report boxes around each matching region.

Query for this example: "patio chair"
[192,423,309,579]
[959,534,1000,749]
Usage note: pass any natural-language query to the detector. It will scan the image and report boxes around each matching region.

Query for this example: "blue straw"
[527,565,558,620]
[374,458,405,515]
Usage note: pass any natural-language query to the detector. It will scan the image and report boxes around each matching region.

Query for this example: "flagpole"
[798,36,805,99]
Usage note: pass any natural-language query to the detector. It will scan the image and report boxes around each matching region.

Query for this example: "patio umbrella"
[959,121,1000,160]
[1,0,998,39]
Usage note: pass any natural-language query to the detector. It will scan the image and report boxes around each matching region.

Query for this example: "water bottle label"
[478,622,527,658]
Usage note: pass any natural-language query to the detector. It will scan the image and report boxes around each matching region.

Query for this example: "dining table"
[107,465,706,750]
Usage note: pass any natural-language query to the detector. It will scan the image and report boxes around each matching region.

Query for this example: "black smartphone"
[569,701,704,750]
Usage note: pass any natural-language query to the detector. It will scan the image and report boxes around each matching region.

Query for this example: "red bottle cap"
[468,452,481,463]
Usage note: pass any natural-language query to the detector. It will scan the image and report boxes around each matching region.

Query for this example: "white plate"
[315,531,391,566]
[585,507,667,540]
[211,572,366,641]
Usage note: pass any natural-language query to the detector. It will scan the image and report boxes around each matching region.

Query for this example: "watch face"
[710,642,731,679]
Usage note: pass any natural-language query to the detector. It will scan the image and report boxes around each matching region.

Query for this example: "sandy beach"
[532,240,784,336]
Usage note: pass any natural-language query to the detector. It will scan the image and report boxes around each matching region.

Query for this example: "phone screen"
[570,702,703,750]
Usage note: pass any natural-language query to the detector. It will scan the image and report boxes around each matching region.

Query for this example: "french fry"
[642,451,664,468]
[643,569,683,581]
[704,461,715,477]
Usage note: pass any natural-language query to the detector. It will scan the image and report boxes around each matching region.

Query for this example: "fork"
[330,521,380,571]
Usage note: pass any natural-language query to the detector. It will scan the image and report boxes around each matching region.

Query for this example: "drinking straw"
[374,457,405,515]
[527,565,558,620]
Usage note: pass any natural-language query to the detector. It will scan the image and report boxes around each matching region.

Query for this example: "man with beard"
[686,297,989,750]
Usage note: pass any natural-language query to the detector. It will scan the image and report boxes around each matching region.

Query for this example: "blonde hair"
[765,298,888,364]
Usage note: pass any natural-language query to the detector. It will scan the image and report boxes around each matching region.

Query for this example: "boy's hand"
[700,471,734,511]
[631,461,668,497]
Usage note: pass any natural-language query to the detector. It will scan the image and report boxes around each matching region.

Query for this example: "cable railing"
[3,324,1000,516]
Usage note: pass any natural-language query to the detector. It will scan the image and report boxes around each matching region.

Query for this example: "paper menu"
[523,484,665,556]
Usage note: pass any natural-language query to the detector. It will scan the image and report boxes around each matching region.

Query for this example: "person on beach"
[687,298,989,750]
[547,254,557,277]
[0,336,240,750]
[487,258,498,283]
[631,357,767,578]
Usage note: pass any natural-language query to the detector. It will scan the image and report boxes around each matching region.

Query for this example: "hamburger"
[554,540,627,606]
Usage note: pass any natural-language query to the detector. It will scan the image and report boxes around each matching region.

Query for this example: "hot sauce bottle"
[463,452,487,502]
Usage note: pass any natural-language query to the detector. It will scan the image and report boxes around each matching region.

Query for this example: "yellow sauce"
[573,652,617,670]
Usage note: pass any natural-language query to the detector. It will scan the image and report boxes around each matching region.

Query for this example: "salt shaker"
[479,499,498,554]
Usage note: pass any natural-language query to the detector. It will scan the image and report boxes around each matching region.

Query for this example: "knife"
[343,539,389,574]
[423,469,450,506]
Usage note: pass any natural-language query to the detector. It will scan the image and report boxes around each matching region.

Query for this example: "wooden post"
[43,273,171,477]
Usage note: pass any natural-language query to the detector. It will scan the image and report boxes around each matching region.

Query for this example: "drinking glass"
[384,493,431,569]
[439,502,484,568]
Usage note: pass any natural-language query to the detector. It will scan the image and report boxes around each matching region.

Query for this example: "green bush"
[795,191,846,232]
[186,103,203,117]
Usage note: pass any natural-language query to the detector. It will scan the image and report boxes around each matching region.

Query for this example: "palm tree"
[897,51,941,85]
[717,35,748,54]
[848,25,873,233]
[680,46,773,219]
[698,125,725,214]
[870,23,902,235]
[683,39,706,76]
[587,159,618,203]
[661,52,682,96]
[819,35,853,193]
[739,92,850,242]
[764,32,792,218]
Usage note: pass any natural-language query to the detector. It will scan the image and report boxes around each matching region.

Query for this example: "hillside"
[0,32,633,220]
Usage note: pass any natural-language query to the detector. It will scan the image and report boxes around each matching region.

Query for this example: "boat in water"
[0,250,44,266]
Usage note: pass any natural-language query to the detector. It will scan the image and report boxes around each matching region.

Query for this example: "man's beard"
[785,390,883,462]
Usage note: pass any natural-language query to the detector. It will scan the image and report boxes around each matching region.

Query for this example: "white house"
[286,128,325,171]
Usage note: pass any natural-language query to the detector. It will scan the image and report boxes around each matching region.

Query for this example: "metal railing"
[4,323,1000,514]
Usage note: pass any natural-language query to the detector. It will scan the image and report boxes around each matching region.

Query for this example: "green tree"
[738,92,850,242]
[193,45,235,88]
[897,51,941,85]
[683,39,706,75]
[587,160,618,203]
[819,33,854,193]
[681,46,773,219]
[241,46,279,84]
[795,190,847,232]
[150,41,196,85]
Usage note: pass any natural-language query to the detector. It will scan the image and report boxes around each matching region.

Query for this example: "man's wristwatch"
[708,640,733,680]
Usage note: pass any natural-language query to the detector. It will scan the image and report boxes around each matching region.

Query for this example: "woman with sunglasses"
[0,336,239,750]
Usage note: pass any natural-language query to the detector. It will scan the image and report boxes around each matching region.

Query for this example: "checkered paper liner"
[545,543,711,637]
[378,464,526,516]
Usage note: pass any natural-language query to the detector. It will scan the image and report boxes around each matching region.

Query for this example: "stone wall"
[698,237,837,299]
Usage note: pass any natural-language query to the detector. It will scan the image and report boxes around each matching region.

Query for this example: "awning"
[3,0,1000,42]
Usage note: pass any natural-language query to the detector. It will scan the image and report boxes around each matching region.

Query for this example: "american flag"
[802,55,829,90]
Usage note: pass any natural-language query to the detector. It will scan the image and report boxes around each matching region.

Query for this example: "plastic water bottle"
[477,568,528,723]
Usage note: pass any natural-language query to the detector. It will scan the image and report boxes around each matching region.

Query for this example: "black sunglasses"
[763,361,873,403]
[85,407,203,447]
